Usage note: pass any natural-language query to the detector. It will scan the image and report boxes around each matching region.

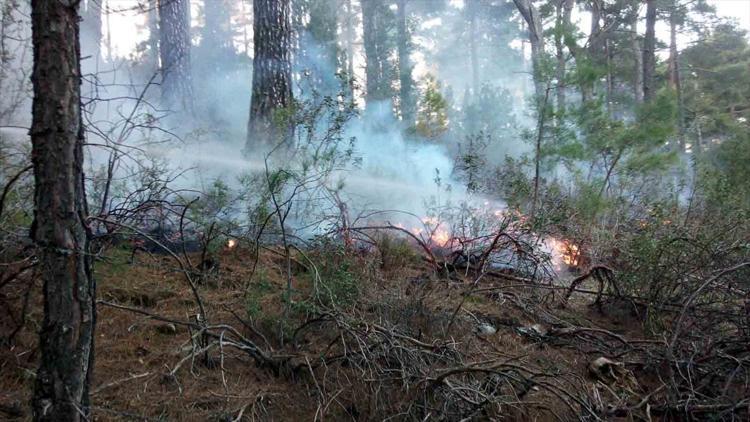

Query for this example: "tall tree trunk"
[396,0,414,125]
[246,0,293,148]
[585,0,602,102]
[554,0,566,113]
[158,0,193,111]
[643,0,657,102]
[343,0,356,98]
[668,3,684,138]
[513,0,544,104]
[605,38,613,117]
[361,0,392,115]
[30,0,95,420]
[588,0,602,62]
[531,87,550,220]
[630,6,643,104]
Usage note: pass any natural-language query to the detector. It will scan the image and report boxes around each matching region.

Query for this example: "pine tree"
[158,0,193,111]
[396,0,415,125]
[30,0,96,419]
[361,0,395,116]
[246,0,293,148]
[643,0,657,102]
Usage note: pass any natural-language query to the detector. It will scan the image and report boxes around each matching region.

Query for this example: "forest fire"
[415,216,452,247]
[548,238,581,269]
[383,204,584,276]
[226,239,237,249]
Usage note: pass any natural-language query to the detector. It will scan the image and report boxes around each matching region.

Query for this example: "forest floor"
[1,243,653,421]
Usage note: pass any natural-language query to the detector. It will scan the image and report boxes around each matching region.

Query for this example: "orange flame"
[227,239,237,249]
[549,238,581,269]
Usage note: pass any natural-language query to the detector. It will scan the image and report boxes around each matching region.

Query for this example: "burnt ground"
[1,244,657,421]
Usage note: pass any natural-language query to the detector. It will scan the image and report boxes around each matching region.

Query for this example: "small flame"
[548,238,581,270]
[417,216,452,247]
[430,228,451,246]
[227,239,237,249]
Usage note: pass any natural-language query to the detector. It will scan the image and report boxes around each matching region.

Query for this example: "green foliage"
[245,82,358,239]
[272,241,365,315]
[316,258,359,309]
[457,84,517,145]
[570,179,610,222]
[454,133,489,193]
[414,74,449,140]
[245,270,273,320]
[613,202,749,332]
[697,131,750,209]
[485,156,533,211]
[681,24,750,139]
[376,233,418,270]
[293,0,342,94]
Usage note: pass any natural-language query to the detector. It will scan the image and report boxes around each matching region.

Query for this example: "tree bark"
[643,0,657,102]
[158,0,193,111]
[246,0,293,148]
[668,3,684,138]
[555,0,567,113]
[605,37,613,117]
[630,5,643,104]
[30,0,96,420]
[531,86,550,220]
[396,0,415,125]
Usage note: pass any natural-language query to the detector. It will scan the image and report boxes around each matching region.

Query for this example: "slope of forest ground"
[1,240,712,421]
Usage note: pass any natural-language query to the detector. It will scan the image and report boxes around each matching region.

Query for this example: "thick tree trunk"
[643,0,657,102]
[361,0,392,115]
[246,0,293,148]
[396,0,414,125]
[30,0,96,420]
[158,0,193,111]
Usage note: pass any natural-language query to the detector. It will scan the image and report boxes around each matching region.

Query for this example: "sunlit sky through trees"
[102,0,750,60]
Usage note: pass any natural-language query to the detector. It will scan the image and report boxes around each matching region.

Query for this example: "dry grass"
[1,243,661,421]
